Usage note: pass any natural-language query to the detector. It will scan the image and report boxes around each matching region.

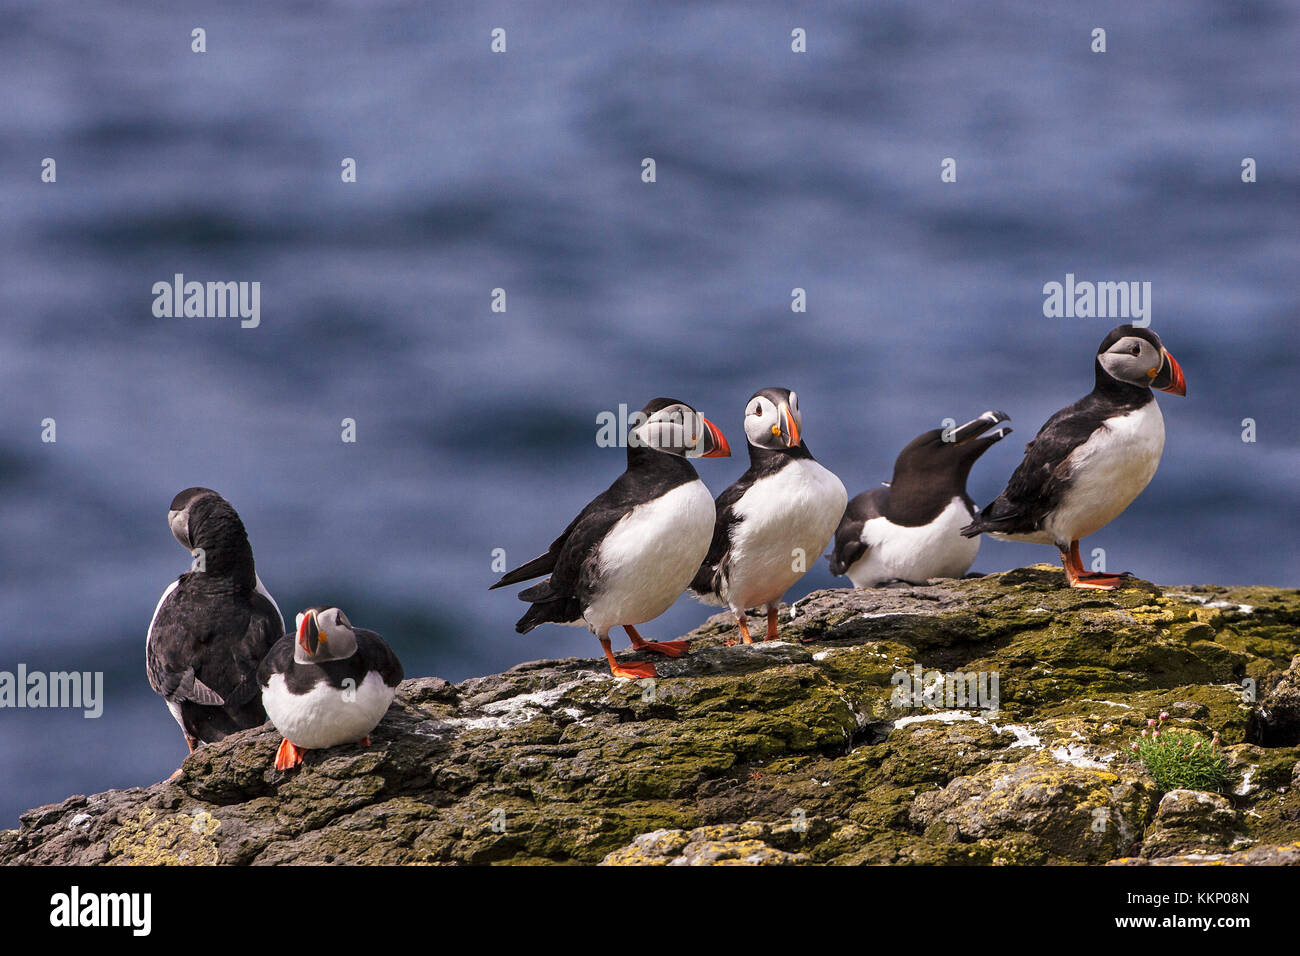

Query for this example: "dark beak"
[696,414,732,458]
[777,402,801,448]
[950,410,1011,446]
[297,612,321,657]
[1150,350,1186,396]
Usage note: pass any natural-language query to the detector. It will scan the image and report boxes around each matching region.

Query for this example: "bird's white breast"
[847,496,979,588]
[722,459,848,612]
[583,479,716,633]
[262,671,395,750]
[1042,400,1165,546]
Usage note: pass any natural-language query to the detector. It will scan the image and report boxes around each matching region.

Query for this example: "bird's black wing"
[221,590,284,709]
[489,464,657,592]
[508,475,650,631]
[256,633,296,688]
[828,487,888,576]
[963,393,1111,537]
[689,474,756,599]
[356,630,405,687]
[147,578,280,706]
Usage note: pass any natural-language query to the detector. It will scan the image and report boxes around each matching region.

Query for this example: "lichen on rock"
[3,568,1298,865]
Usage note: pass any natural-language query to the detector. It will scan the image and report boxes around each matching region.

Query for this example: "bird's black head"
[1095,324,1186,396]
[167,487,222,551]
[891,411,1012,498]
[167,488,253,580]
[628,398,731,460]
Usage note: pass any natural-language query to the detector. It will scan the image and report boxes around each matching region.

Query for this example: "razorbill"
[830,411,1011,587]
[146,488,284,759]
[962,324,1186,588]
[691,388,848,643]
[490,398,731,678]
[258,606,404,770]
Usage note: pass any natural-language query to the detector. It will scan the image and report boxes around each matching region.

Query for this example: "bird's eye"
[1130,344,1141,355]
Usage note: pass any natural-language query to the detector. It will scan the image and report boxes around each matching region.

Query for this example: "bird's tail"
[490,551,556,590]
[827,551,848,576]
[961,497,1017,538]
[515,603,549,634]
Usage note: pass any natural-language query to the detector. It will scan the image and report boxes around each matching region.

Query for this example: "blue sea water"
[0,1,1296,826]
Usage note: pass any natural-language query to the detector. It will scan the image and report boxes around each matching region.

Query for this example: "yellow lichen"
[108,807,221,866]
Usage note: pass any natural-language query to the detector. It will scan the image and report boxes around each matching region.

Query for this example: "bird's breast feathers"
[722,459,848,609]
[262,670,394,750]
[1043,400,1166,544]
[849,496,978,587]
[583,479,715,629]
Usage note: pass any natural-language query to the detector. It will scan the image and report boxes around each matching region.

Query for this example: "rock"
[1140,789,1240,858]
[600,823,808,865]
[909,752,1157,863]
[1250,654,1300,746]
[1111,842,1300,866]
[3,569,1299,865]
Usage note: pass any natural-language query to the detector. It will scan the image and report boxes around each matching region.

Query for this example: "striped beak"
[692,414,732,459]
[777,403,801,448]
[297,611,322,657]
[1151,349,1186,396]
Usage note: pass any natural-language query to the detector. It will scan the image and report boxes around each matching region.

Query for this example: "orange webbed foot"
[1068,575,1129,590]
[636,639,690,658]
[609,660,657,680]
[274,738,306,771]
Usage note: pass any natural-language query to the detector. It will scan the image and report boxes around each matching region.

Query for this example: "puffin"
[961,324,1186,588]
[258,606,404,770]
[691,388,848,643]
[146,488,284,758]
[829,411,1011,587]
[490,398,731,679]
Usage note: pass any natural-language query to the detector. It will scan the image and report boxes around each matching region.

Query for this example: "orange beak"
[1153,349,1186,396]
[779,403,801,447]
[699,414,731,458]
[297,612,321,656]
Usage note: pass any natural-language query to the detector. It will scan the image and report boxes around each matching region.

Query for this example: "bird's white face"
[1098,334,1167,388]
[743,390,802,449]
[294,607,359,664]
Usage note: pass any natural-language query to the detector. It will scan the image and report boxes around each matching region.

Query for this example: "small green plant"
[1131,712,1228,793]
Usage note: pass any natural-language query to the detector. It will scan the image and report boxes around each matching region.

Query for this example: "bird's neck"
[626,444,699,480]
[1092,359,1154,407]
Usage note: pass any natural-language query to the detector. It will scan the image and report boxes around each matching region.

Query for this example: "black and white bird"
[962,324,1186,588]
[145,488,284,761]
[258,606,404,771]
[829,411,1012,587]
[691,388,848,643]
[490,398,731,679]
